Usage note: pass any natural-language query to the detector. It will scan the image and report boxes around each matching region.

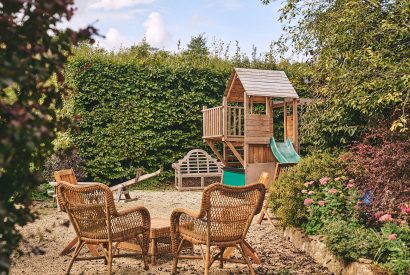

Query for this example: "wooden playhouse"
[202,68,301,184]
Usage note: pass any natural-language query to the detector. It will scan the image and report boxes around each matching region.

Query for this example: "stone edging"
[282,227,377,275]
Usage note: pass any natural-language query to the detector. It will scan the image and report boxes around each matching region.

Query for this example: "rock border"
[282,227,377,275]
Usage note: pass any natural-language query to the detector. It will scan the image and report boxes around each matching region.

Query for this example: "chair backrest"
[258,172,270,189]
[54,169,78,185]
[57,181,117,240]
[201,183,265,242]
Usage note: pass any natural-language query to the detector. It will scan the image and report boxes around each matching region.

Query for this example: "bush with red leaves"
[343,127,410,224]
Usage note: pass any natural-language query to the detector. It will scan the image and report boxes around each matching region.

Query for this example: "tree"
[185,33,209,56]
[0,1,96,271]
[263,0,410,148]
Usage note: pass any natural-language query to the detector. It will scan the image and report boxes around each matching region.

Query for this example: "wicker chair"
[57,181,151,274]
[170,183,266,275]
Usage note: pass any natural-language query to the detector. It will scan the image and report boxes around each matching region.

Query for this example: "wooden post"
[292,98,299,153]
[223,97,227,140]
[244,94,249,168]
[283,100,287,141]
[203,106,207,138]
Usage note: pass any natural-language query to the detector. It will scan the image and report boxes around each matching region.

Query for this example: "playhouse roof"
[224,68,298,100]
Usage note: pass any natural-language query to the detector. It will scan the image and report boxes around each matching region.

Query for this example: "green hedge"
[66,55,230,184]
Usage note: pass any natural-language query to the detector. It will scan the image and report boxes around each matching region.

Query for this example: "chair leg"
[204,244,210,275]
[219,247,226,268]
[239,242,255,275]
[107,242,113,275]
[141,233,150,271]
[172,238,184,274]
[257,204,267,224]
[66,240,84,274]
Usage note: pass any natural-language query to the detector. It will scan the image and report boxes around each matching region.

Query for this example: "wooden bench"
[172,149,222,191]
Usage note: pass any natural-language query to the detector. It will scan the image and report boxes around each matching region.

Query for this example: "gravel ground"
[10,190,329,275]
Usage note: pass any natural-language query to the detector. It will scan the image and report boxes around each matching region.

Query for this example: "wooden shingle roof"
[224,68,298,99]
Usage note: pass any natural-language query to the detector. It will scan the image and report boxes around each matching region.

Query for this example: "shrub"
[374,222,410,275]
[323,220,378,263]
[269,151,343,227]
[43,146,85,181]
[301,176,359,234]
[343,127,410,224]
[323,220,410,274]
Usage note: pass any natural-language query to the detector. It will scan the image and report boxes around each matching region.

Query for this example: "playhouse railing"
[226,106,244,137]
[202,106,244,139]
[203,106,223,138]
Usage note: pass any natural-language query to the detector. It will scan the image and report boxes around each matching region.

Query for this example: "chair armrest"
[111,206,151,232]
[116,205,150,217]
[170,208,202,235]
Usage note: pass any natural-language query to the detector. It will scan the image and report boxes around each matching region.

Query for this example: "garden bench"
[172,149,222,191]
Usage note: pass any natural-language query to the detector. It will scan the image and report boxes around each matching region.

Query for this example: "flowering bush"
[301,176,359,234]
[323,220,410,274]
[269,152,343,227]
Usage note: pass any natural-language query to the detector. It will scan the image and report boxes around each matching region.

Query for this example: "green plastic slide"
[269,137,301,164]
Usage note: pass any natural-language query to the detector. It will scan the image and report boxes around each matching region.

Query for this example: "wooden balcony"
[202,106,244,142]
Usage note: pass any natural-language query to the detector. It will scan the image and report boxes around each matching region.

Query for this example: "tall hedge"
[66,53,230,184]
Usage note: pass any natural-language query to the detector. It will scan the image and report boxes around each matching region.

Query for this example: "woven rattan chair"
[170,183,265,275]
[57,181,151,274]
[54,169,101,256]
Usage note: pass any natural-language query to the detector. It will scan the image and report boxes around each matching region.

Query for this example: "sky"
[66,0,285,56]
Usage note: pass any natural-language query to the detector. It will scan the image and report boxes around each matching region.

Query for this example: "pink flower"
[379,214,393,222]
[308,191,314,195]
[318,200,326,206]
[357,200,363,205]
[374,211,384,219]
[399,206,410,215]
[334,177,341,181]
[388,234,397,240]
[304,181,314,187]
[319,177,329,185]
[304,198,314,206]
[301,189,308,194]
[328,188,337,194]
[346,183,354,188]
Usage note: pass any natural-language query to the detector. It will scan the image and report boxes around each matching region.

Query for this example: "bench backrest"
[175,149,221,174]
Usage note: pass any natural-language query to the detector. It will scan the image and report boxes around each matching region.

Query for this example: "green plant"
[374,223,410,275]
[323,220,410,274]
[301,176,359,234]
[66,51,230,184]
[0,1,96,272]
[263,0,410,148]
[269,151,343,227]
[323,220,378,262]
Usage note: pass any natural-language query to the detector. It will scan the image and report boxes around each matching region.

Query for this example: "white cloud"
[99,28,130,50]
[90,0,155,10]
[143,12,170,48]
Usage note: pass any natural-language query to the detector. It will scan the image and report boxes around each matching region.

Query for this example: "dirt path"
[11,190,329,274]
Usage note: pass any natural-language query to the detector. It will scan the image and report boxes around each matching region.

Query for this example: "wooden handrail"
[203,106,244,138]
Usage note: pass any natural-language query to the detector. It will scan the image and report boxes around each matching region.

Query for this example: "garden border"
[282,227,378,275]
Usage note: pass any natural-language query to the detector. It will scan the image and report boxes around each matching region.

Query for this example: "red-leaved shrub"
[343,127,409,224]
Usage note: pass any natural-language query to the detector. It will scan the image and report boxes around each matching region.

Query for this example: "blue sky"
[68,0,284,56]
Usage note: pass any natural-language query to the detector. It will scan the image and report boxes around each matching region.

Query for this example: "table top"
[150,217,171,238]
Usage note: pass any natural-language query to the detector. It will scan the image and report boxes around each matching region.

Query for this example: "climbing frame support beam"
[225,141,244,167]
[206,140,226,165]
